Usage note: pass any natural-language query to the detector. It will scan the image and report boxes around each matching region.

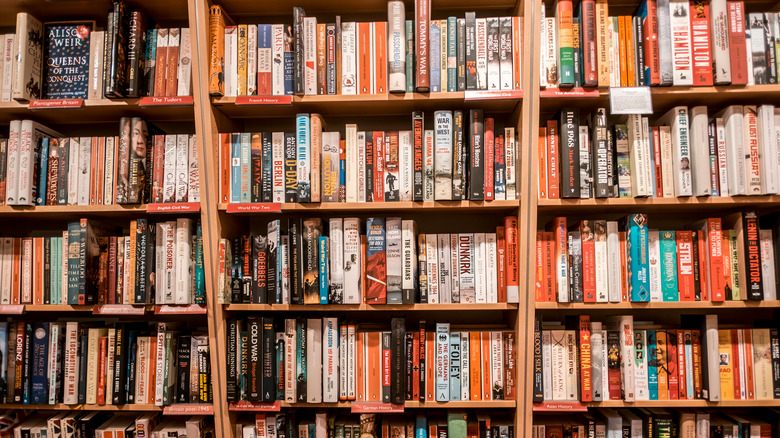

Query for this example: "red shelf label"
[226,203,282,213]
[163,404,214,415]
[351,403,405,413]
[139,96,194,106]
[0,305,24,314]
[464,90,523,100]
[92,305,146,315]
[532,401,588,412]
[229,401,281,411]
[155,304,207,315]
[146,202,200,213]
[235,95,293,105]
[29,99,84,109]
[539,88,601,98]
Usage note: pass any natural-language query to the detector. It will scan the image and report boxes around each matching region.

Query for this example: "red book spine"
[152,135,166,204]
[97,336,107,404]
[373,131,385,202]
[667,329,679,400]
[543,232,555,301]
[607,331,622,400]
[579,315,592,401]
[731,329,742,399]
[504,332,516,400]
[415,0,431,91]
[743,329,755,399]
[643,0,661,85]
[727,1,748,84]
[619,231,628,302]
[677,230,695,301]
[412,330,420,400]
[535,232,545,302]
[358,23,372,94]
[497,226,507,303]
[653,127,663,196]
[484,118,495,200]
[546,120,560,199]
[108,236,117,305]
[581,0,598,85]
[708,218,725,301]
[581,223,596,302]
[677,330,687,399]
[690,1,714,85]
[696,230,709,301]
[538,127,548,199]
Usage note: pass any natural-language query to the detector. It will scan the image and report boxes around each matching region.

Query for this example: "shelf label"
[92,305,146,315]
[0,305,24,314]
[139,96,194,106]
[464,90,523,100]
[539,88,600,98]
[163,404,214,415]
[235,95,293,105]
[155,304,208,315]
[609,87,653,114]
[229,401,281,411]
[532,401,588,412]
[29,99,84,109]
[226,203,282,213]
[351,403,405,413]
[146,202,200,213]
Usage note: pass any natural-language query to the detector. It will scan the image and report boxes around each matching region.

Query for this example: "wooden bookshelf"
[536,196,780,214]
[218,200,520,214]
[225,303,519,312]
[535,301,780,310]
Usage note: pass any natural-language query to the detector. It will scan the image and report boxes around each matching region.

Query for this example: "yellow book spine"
[237,24,248,95]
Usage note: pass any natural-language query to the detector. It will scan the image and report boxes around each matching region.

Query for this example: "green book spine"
[660,230,678,301]
[194,222,206,304]
[405,20,415,93]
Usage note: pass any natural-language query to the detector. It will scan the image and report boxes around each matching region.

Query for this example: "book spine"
[727,1,748,84]
[415,0,431,91]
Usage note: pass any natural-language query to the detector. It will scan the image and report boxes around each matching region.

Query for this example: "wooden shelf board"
[535,300,780,310]
[536,196,780,214]
[0,99,194,125]
[534,399,780,410]
[229,400,515,411]
[0,403,164,411]
[0,204,148,218]
[226,303,519,311]
[23,305,94,312]
[219,200,519,213]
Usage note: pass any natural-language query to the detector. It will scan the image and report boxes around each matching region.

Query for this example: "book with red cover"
[579,220,596,302]
[546,120,560,199]
[691,330,703,399]
[706,218,725,301]
[497,226,507,303]
[730,328,742,399]
[676,231,695,301]
[677,330,687,399]
[365,218,387,304]
[696,230,709,301]
[579,315,593,401]
[667,329,679,400]
[690,0,714,85]
[726,1,748,84]
[607,330,622,399]
[373,132,385,202]
[415,0,431,91]
[639,0,660,85]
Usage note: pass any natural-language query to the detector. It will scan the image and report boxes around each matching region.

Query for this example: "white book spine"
[155,223,165,304]
[402,220,417,295]
[458,233,475,303]
[387,1,406,92]
[550,330,566,400]
[284,319,297,402]
[542,330,553,400]
[134,336,148,403]
[246,26,257,96]
[475,18,488,89]
[187,135,199,202]
[606,221,622,302]
[4,120,20,204]
[424,129,434,201]
[759,105,778,194]
[104,136,115,205]
[175,218,194,304]
[594,227,608,302]
[357,131,366,202]
[505,127,517,200]
[399,130,413,201]
[546,18,558,87]
[434,111,453,200]
[346,325,355,399]
[163,221,177,304]
[607,315,635,402]
[338,325,347,400]
[296,114,310,201]
[175,134,190,202]
[280,235,290,302]
[155,324,167,405]
[565,330,578,400]
[641,117,653,196]
[659,125,675,197]
[485,233,497,303]
[306,318,323,402]
[759,230,777,300]
[225,26,238,97]
[12,14,42,102]
[0,238,11,304]
[272,24,285,96]
[460,332,469,400]
[660,107,693,197]
[601,329,610,399]
[76,137,91,206]
[746,30,754,86]
[539,7,547,88]
[1,35,14,102]
[89,31,105,100]
[710,0,731,84]
[634,330,649,400]
[304,17,317,95]
[47,323,60,404]
[715,117,729,196]
[329,218,344,301]
[425,234,439,303]
[648,230,662,302]
[690,106,711,196]
[669,0,693,85]
[449,233,460,302]
[437,234,451,303]
[370,23,377,94]
[341,23,357,95]
[63,322,79,404]
[723,105,746,195]
[345,125,358,202]
[66,137,78,205]
[323,317,339,402]
[590,322,604,401]
[272,132,285,203]
[163,135,177,203]
[628,115,649,197]
[435,323,450,401]
[474,233,487,303]
[177,28,192,96]
[343,218,361,304]
[743,105,762,194]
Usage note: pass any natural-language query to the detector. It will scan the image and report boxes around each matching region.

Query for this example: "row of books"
[532,314,780,403]
[3,9,192,102]
[539,0,780,88]
[208,3,523,96]
[538,104,780,199]
[0,218,206,306]
[217,216,519,305]
[226,318,516,404]
[533,409,778,438]
[238,412,513,438]
[219,111,518,204]
[535,213,777,303]
[0,321,211,406]
[2,412,212,438]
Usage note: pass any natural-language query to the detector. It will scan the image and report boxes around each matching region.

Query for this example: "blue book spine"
[284,52,294,95]
[261,133,273,202]
[36,138,49,206]
[258,25,272,95]
[685,334,694,399]
[625,214,650,302]
[435,322,449,401]
[30,322,49,404]
[339,155,346,202]
[447,17,457,92]
[660,230,679,301]
[415,414,428,438]
[22,323,32,404]
[430,21,441,92]
[308,424,315,438]
[67,222,81,305]
[43,23,92,99]
[646,330,658,400]
[296,114,311,202]
[231,134,241,203]
[449,332,461,400]
[240,133,251,203]
[319,236,328,304]
[125,330,137,403]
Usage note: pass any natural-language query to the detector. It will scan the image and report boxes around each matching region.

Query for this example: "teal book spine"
[67,222,80,304]
[660,230,679,301]
[684,334,694,398]
[296,113,311,202]
[36,138,49,206]
[430,21,441,92]
[447,17,457,92]
[405,20,415,93]
[194,222,206,304]
[319,236,328,304]
[415,414,428,438]
[231,133,241,203]
[624,214,649,302]
[449,332,460,400]
[646,330,658,400]
[240,132,251,203]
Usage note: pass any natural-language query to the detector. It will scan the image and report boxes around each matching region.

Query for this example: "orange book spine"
[367,331,381,401]
[722,230,732,298]
[743,329,754,399]
[546,120,560,199]
[656,330,668,400]
[208,6,229,95]
[470,331,481,400]
[730,329,741,399]
[512,17,522,90]
[543,232,556,301]
[33,237,43,305]
[426,330,435,401]
[11,238,21,305]
[619,231,628,302]
[166,30,180,97]
[677,330,687,399]
[481,331,492,400]
[220,133,230,202]
[538,127,548,199]
[356,331,365,401]
[497,226,507,303]
[148,336,157,404]
[154,29,169,97]
[707,218,725,301]
[535,232,545,302]
[374,22,388,94]
[696,230,709,301]
[112,137,120,204]
[618,16,628,87]
[623,16,635,87]
[358,23,372,94]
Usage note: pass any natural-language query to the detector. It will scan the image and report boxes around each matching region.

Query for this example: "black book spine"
[198,338,211,403]
[364,132,374,202]
[284,133,298,203]
[418,323,425,401]
[226,319,238,402]
[418,234,428,303]
[145,223,155,303]
[293,7,305,95]
[112,325,127,404]
[404,331,414,400]
[633,16,645,86]
[453,110,466,200]
[533,316,544,401]
[382,332,392,402]
[390,318,406,403]
[289,221,302,304]
[231,236,242,304]
[559,108,581,198]
[135,218,148,303]
[607,128,617,197]
[103,10,117,97]
[253,235,268,304]
[43,237,51,304]
[457,19,466,91]
[242,235,252,303]
[592,109,609,198]
[295,318,307,401]
[262,317,276,401]
[262,132,274,202]
[176,335,191,403]
[743,212,764,300]
[465,12,477,90]
[251,135,263,203]
[766,14,778,84]
[125,331,137,403]
[107,2,129,97]
[126,11,147,97]
[770,328,780,399]
[77,330,88,404]
[412,112,424,201]
[267,224,278,304]
[469,109,484,200]
[247,317,262,401]
[301,218,322,304]
[572,14,581,88]
[691,231,702,301]
[21,324,32,404]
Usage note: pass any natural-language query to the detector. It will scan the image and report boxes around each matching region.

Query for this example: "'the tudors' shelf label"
[92,304,146,315]
[139,96,194,106]
[0,305,24,314]
[28,99,84,109]
[226,203,282,213]
[351,403,405,413]
[229,401,282,411]
[146,202,200,213]
[163,404,214,415]
[463,90,523,101]
[234,95,293,105]
[154,304,207,315]
[532,401,588,412]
